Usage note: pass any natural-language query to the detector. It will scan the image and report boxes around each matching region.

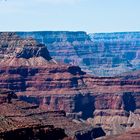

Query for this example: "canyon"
[0,97,105,140]
[0,32,140,139]
[18,31,140,77]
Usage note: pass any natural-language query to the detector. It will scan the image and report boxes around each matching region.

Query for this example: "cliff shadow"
[123,92,136,112]
[74,93,95,120]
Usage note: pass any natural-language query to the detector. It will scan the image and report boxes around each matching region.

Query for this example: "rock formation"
[1,32,140,139]
[98,128,140,140]
[17,31,140,76]
[0,96,104,140]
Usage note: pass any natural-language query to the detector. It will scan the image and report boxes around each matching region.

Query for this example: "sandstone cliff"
[0,96,104,140]
[1,32,140,138]
[18,31,140,76]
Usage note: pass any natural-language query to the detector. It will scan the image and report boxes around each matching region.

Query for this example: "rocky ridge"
[0,97,105,140]
[18,31,140,77]
[1,32,140,138]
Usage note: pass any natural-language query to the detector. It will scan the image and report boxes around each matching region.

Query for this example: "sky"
[0,0,139,33]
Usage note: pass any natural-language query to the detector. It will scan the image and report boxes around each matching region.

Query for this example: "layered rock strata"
[18,31,140,76]
[0,97,104,140]
[1,32,140,138]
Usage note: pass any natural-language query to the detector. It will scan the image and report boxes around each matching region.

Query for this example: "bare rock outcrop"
[18,31,140,77]
[0,96,105,140]
[1,32,140,139]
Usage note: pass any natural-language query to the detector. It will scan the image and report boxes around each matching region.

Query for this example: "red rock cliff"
[1,33,140,137]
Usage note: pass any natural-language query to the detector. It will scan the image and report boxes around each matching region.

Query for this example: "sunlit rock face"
[101,128,140,140]
[1,32,140,137]
[18,31,140,77]
[0,33,105,140]
[89,32,140,76]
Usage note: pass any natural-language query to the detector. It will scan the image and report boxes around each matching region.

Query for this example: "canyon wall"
[17,31,140,77]
[0,98,103,140]
[1,32,140,137]
[1,62,140,135]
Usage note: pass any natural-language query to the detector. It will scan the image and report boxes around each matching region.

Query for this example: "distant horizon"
[0,30,140,34]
